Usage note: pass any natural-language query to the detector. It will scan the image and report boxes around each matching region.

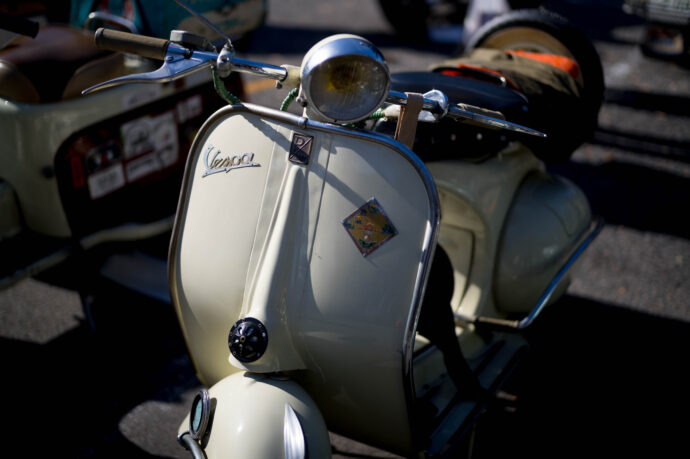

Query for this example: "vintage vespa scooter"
[83,7,602,458]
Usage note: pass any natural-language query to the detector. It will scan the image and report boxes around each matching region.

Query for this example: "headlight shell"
[301,35,390,123]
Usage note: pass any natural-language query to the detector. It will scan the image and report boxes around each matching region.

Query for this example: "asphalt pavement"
[0,0,688,457]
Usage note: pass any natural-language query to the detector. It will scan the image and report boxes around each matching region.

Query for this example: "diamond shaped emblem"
[342,198,398,257]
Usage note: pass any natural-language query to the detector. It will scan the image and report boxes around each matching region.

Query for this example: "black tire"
[463,9,604,161]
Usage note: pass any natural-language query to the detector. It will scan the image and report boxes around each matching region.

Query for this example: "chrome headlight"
[301,34,390,123]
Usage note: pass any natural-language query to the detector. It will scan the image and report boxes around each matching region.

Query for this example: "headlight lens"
[301,35,390,123]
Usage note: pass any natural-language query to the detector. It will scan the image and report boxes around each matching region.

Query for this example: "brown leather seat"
[0,25,108,103]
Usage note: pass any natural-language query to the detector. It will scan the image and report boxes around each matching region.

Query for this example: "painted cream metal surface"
[177,372,331,458]
[0,70,210,237]
[171,108,313,383]
[295,122,433,455]
[426,145,543,321]
[169,104,438,455]
[428,147,591,319]
[493,172,591,313]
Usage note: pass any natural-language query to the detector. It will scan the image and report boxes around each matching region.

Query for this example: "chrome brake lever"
[447,104,547,138]
[82,43,218,95]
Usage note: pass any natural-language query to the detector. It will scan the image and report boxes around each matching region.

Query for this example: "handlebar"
[94,28,171,60]
[82,29,546,138]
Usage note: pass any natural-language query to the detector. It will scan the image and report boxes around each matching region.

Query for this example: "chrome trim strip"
[167,103,441,451]
[190,388,211,441]
[284,403,306,459]
[229,56,288,81]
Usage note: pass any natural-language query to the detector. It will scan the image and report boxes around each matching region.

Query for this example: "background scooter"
[0,1,261,329]
[623,0,690,63]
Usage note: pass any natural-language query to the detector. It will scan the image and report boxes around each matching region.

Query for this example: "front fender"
[178,372,331,458]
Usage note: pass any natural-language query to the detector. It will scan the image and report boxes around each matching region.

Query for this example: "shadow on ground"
[471,294,689,457]
[3,287,195,458]
[3,290,687,457]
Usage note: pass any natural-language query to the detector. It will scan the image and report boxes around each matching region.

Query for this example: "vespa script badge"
[202,144,260,177]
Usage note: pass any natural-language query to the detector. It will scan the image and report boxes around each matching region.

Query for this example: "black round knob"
[228,317,268,363]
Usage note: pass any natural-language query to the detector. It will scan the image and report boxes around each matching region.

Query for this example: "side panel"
[426,147,542,320]
[494,171,591,312]
[297,131,433,455]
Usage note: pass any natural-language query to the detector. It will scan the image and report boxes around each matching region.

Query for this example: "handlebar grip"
[94,27,170,60]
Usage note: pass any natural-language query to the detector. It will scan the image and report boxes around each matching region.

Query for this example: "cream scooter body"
[168,105,592,456]
[0,68,209,238]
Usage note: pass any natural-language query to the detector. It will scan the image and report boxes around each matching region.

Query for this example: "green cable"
[278,89,387,127]
[212,69,241,105]
[368,108,385,120]
[280,88,299,111]
[344,109,386,129]
[210,66,389,131]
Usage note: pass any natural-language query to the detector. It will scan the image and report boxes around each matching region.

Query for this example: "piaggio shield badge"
[289,133,313,165]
